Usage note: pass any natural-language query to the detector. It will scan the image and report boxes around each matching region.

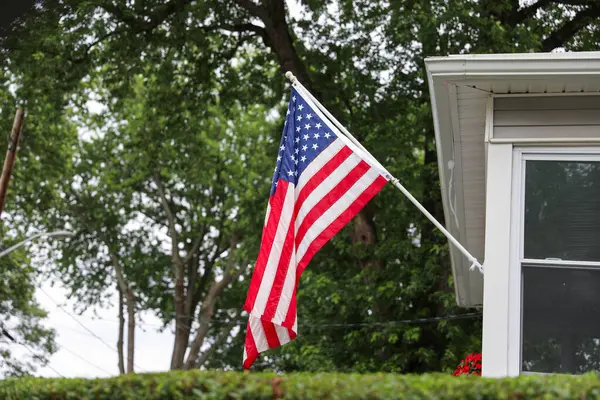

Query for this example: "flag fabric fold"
[242,87,388,369]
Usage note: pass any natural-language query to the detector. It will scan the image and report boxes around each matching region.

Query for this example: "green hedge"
[2,370,600,399]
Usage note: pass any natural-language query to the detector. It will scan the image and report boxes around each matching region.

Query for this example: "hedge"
[2,370,600,399]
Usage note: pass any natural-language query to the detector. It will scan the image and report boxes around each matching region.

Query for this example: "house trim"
[508,146,600,376]
[481,143,513,377]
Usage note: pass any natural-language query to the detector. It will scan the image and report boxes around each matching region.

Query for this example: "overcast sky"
[34,284,174,378]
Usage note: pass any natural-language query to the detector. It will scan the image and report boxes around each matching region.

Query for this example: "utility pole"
[0,108,24,217]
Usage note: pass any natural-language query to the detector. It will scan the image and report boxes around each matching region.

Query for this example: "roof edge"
[426,59,474,307]
[425,51,600,80]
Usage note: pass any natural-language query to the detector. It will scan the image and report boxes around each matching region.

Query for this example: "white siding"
[493,96,600,139]
[448,85,488,306]
[457,86,487,265]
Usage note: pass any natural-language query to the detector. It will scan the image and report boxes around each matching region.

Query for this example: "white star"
[302,145,308,152]
[312,143,319,150]
[295,137,300,143]
[286,109,290,115]
[301,155,307,162]
[296,127,301,132]
[306,113,313,120]
[315,122,322,129]
[292,96,296,102]
[280,145,285,151]
[304,123,311,130]
[294,148,299,154]
[297,115,302,121]
[274,166,278,172]
[294,160,298,165]
[284,136,287,140]
[324,132,331,139]
[294,170,298,176]
[303,134,309,141]
[298,104,304,111]
[313,133,320,139]
[290,155,296,161]
[287,170,294,176]
[274,181,278,186]
[277,155,282,161]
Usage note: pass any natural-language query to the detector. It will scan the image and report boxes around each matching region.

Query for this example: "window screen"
[524,160,600,262]
[522,158,600,374]
[522,265,600,374]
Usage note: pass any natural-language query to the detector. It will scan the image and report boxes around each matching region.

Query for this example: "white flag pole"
[285,71,484,274]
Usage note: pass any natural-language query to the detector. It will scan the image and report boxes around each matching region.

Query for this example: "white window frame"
[508,146,600,375]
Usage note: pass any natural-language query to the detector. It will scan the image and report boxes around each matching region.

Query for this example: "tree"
[0,243,56,376]
[3,0,600,374]
[42,51,279,370]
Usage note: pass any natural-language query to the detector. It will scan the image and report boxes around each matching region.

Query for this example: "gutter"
[425,52,600,80]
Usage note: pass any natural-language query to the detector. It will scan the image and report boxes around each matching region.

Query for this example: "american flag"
[242,88,388,369]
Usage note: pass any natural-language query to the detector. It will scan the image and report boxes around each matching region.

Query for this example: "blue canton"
[271,88,337,195]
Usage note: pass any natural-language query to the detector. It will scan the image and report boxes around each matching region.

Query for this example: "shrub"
[1,370,600,399]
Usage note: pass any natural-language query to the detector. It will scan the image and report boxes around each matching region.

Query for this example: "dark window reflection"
[525,160,600,262]
[522,266,600,374]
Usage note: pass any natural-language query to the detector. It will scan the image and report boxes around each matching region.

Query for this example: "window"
[515,151,600,374]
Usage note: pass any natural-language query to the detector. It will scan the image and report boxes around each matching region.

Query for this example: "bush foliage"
[2,371,600,399]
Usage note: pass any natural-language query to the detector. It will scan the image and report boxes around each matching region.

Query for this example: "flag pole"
[285,72,484,274]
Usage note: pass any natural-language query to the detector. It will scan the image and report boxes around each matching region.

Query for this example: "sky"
[34,284,175,378]
[2,0,308,379]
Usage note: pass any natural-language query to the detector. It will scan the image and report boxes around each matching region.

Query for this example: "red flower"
[452,353,482,376]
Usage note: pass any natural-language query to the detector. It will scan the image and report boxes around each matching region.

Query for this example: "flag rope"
[285,72,484,274]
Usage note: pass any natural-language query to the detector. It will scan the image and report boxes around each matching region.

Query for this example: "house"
[424,52,600,377]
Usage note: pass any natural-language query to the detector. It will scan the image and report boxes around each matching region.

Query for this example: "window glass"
[524,160,600,261]
[522,265,600,374]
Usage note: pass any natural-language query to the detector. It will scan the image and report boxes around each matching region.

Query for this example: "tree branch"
[542,4,600,51]
[554,0,600,5]
[101,0,194,32]
[504,0,597,27]
[195,318,239,368]
[81,0,194,62]
[234,0,268,19]
[508,0,553,26]
[153,174,183,267]
[99,4,140,28]
[220,22,271,48]
[183,233,240,369]
[184,226,207,264]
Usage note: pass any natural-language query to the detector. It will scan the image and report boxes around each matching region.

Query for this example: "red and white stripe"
[242,137,387,369]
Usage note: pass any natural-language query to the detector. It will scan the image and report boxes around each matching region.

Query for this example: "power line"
[55,340,113,376]
[4,311,482,379]
[36,285,148,373]
[4,322,112,376]
[7,329,113,376]
[302,312,483,329]
[17,341,64,378]
[81,312,482,329]
[6,259,149,373]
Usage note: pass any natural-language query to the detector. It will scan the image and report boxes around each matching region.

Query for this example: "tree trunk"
[109,251,136,373]
[169,274,191,369]
[183,234,239,369]
[183,299,214,369]
[117,287,125,375]
[236,0,310,88]
[155,174,192,370]
[125,289,135,373]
